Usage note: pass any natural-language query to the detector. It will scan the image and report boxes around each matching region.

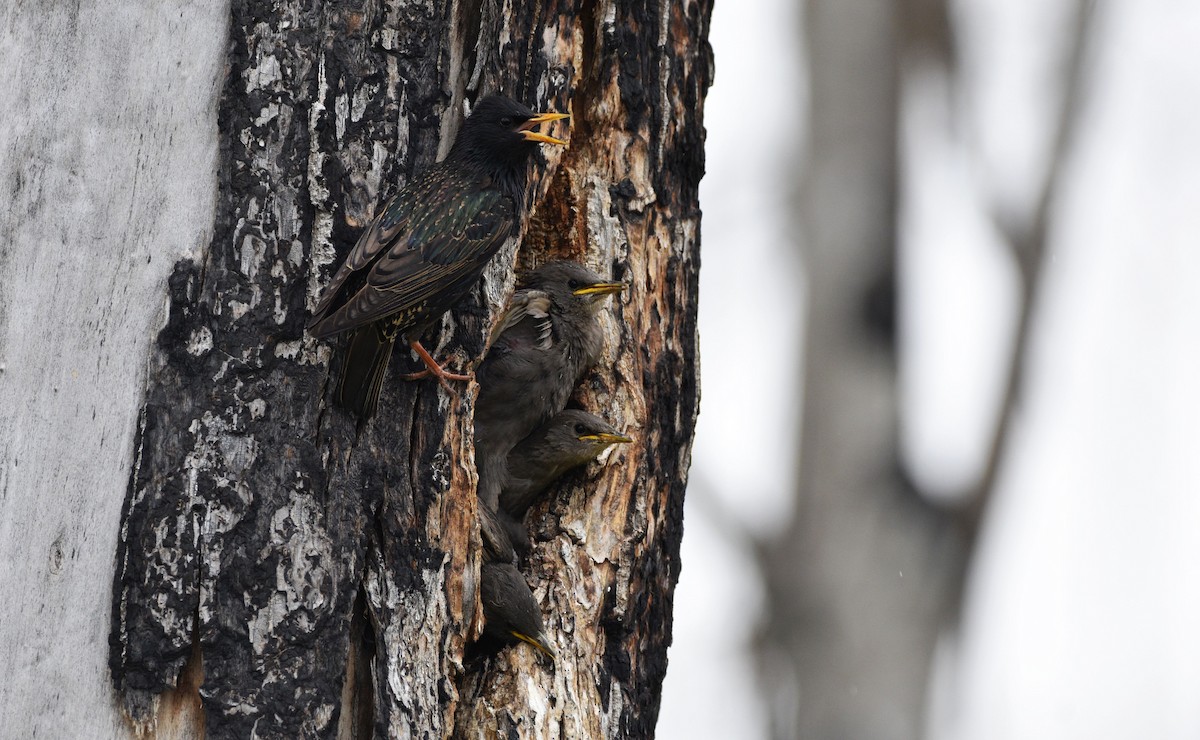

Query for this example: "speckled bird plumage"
[307,95,567,418]
[473,261,622,507]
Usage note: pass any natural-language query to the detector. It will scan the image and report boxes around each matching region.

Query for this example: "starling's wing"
[487,289,552,350]
[308,183,418,329]
[309,168,515,337]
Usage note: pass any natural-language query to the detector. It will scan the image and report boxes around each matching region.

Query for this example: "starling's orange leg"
[402,340,472,391]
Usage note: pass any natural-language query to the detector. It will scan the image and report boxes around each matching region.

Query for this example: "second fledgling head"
[518,261,624,319]
[515,408,632,471]
[500,409,633,518]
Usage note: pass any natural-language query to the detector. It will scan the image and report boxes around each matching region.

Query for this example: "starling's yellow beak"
[513,630,557,660]
[572,281,625,297]
[578,432,633,445]
[519,112,569,146]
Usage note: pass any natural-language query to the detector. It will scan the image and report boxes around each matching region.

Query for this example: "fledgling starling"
[480,561,556,660]
[499,408,632,520]
[473,261,623,507]
[479,500,524,566]
[307,95,569,418]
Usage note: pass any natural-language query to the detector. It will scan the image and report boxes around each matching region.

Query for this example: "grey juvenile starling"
[480,561,555,660]
[473,261,623,507]
[308,95,568,418]
[499,408,632,519]
[479,500,522,566]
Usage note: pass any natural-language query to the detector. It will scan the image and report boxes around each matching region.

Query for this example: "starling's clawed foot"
[403,340,473,392]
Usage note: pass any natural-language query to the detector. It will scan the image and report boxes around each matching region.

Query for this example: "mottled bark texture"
[108,1,711,738]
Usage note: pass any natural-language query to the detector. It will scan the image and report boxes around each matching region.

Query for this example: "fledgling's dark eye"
[567,279,581,290]
[500,116,514,128]
[574,424,588,435]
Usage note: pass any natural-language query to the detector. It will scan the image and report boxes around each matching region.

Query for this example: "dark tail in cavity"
[337,325,394,419]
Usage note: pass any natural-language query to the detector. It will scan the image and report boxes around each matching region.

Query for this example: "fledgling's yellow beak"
[572,281,625,297]
[578,432,634,445]
[513,630,557,660]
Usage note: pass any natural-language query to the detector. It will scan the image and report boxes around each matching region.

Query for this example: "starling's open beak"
[519,112,570,146]
[572,281,625,297]
[513,630,557,660]
[578,432,633,445]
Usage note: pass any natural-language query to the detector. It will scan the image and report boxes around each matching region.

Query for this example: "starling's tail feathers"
[337,326,395,419]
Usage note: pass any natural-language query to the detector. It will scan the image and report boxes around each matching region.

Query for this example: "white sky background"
[656,0,802,735]
[929,1,1200,738]
[660,0,1200,738]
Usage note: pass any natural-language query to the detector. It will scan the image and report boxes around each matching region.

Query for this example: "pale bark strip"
[0,2,228,738]
[107,0,710,737]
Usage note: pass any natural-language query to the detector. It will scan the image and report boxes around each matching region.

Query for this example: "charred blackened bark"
[109,0,711,738]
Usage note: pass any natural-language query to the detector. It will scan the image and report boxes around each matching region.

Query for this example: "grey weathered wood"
[0,1,229,737]
[97,0,710,738]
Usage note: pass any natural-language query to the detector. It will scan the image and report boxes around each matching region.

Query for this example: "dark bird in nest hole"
[473,261,623,508]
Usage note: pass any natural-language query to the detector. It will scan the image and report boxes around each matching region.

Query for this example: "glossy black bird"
[473,261,623,508]
[308,95,569,418]
[499,408,632,519]
[480,561,556,660]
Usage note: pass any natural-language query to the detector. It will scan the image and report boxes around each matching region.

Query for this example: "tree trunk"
[98,1,710,740]
[0,2,227,737]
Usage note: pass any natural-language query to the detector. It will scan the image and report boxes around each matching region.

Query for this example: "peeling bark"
[108,1,711,738]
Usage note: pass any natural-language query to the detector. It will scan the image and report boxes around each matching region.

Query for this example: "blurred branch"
[899,0,957,69]
[685,470,761,554]
[956,0,1098,540]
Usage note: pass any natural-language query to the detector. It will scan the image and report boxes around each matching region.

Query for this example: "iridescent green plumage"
[310,174,512,339]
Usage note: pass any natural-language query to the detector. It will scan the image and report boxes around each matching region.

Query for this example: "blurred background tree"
[661,0,1200,738]
[757,0,1091,737]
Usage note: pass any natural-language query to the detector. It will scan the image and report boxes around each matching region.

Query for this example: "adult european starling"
[499,408,632,519]
[473,261,623,507]
[308,95,569,418]
[480,561,555,660]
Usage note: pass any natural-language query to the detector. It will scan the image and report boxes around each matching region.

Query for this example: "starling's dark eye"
[574,424,588,435]
[500,116,514,128]
[567,279,581,290]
